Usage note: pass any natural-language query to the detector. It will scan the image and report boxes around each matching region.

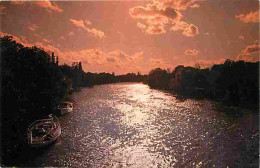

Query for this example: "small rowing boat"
[27,115,61,148]
[57,102,73,115]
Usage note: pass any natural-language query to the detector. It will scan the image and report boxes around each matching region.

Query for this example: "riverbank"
[147,61,258,116]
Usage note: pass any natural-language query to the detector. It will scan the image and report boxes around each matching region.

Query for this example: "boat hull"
[29,125,61,148]
[59,108,73,115]
[27,116,62,148]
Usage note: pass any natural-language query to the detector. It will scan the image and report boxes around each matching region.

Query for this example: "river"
[24,83,259,167]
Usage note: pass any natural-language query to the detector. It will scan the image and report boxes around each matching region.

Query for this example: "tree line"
[0,36,146,165]
[147,60,259,109]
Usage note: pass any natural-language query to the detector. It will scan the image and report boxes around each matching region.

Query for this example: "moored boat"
[57,102,73,115]
[27,115,61,148]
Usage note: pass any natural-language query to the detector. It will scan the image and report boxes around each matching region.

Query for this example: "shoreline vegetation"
[1,36,259,166]
[146,61,259,114]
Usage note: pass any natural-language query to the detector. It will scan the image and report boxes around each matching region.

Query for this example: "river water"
[26,83,259,167]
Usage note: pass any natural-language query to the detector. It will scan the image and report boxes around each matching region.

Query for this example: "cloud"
[189,4,200,8]
[185,49,199,55]
[34,42,61,55]
[146,23,166,34]
[11,1,63,13]
[129,3,182,35]
[1,31,147,74]
[137,22,147,30]
[60,36,65,40]
[10,1,25,5]
[60,49,145,74]
[129,0,199,37]
[129,4,162,19]
[161,7,182,21]
[0,32,30,47]
[235,10,259,23]
[243,43,260,54]
[70,19,105,38]
[182,24,199,37]
[34,1,63,13]
[236,42,260,62]
[27,24,39,31]
[129,3,182,22]
[42,38,51,43]
[155,0,194,10]
[86,28,105,39]
[239,35,244,40]
[70,19,85,29]
[84,19,92,26]
[170,21,199,37]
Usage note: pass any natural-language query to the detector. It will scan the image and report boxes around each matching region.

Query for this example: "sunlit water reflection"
[28,83,259,167]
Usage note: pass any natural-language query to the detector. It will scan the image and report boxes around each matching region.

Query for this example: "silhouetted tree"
[148,59,259,107]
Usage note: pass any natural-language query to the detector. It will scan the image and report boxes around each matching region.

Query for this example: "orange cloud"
[129,0,199,37]
[42,38,51,43]
[34,1,63,13]
[129,3,182,22]
[60,49,145,74]
[1,31,62,57]
[86,28,105,39]
[155,0,194,10]
[236,42,260,62]
[11,1,63,13]
[0,32,30,47]
[10,1,25,5]
[84,19,92,26]
[27,24,39,31]
[170,21,199,37]
[146,23,166,35]
[235,10,259,23]
[182,24,199,37]
[34,42,61,55]
[129,4,163,19]
[189,3,200,8]
[1,31,147,74]
[185,49,199,55]
[129,3,182,35]
[243,43,260,54]
[70,19,85,29]
[70,19,105,38]
[137,22,147,30]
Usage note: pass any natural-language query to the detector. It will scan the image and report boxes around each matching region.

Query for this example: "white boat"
[27,115,61,148]
[57,102,73,115]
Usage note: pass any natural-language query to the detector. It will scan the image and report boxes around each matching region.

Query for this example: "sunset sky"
[0,0,259,74]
